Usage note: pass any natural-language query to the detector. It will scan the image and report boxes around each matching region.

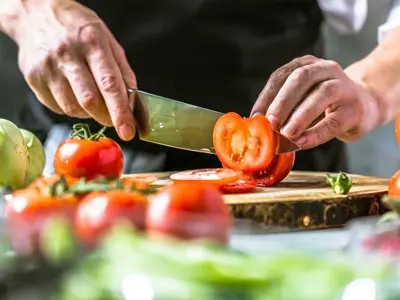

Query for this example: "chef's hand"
[15,0,137,141]
[251,55,380,149]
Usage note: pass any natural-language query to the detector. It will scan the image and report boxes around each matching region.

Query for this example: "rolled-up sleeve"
[318,0,368,35]
[378,0,400,43]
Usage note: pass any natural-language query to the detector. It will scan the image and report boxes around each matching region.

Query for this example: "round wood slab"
[125,171,390,230]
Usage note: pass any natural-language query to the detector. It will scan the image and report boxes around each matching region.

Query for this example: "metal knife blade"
[128,89,300,155]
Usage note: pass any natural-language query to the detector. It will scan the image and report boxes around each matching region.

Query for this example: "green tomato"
[0,119,29,190]
[20,128,46,183]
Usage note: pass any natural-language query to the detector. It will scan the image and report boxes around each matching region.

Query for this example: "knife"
[128,88,300,155]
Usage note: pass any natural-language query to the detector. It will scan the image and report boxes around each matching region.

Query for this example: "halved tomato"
[170,168,242,187]
[213,112,277,172]
[388,169,400,198]
[249,152,295,187]
[395,114,400,145]
[221,178,257,194]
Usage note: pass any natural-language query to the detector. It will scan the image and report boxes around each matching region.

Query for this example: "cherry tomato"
[213,112,277,172]
[249,152,295,187]
[388,169,400,198]
[5,188,78,255]
[170,168,241,187]
[74,190,147,246]
[146,182,231,244]
[54,124,124,181]
[221,178,257,194]
[395,114,400,145]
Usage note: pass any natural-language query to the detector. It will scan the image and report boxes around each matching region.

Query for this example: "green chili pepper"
[326,172,352,195]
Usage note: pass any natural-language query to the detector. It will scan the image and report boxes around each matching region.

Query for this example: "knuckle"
[325,60,342,72]
[63,104,82,117]
[319,81,339,98]
[53,40,71,58]
[100,74,119,93]
[110,107,130,126]
[78,23,102,48]
[79,91,98,109]
[292,66,311,83]
[325,117,341,133]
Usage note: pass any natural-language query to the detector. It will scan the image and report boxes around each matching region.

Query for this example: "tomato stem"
[71,123,107,141]
[326,171,352,195]
[48,175,70,197]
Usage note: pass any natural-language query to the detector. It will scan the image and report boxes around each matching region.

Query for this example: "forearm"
[345,27,400,129]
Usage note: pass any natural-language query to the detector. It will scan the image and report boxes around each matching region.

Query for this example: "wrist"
[0,0,70,43]
[345,61,390,133]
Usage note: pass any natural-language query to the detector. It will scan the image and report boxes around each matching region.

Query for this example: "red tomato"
[146,182,231,244]
[395,114,400,145]
[388,169,400,198]
[170,168,241,187]
[221,178,257,194]
[74,190,147,246]
[249,152,295,187]
[54,137,124,181]
[5,188,78,255]
[213,112,277,172]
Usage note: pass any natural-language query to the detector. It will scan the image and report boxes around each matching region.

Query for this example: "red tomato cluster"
[5,113,294,255]
[5,124,231,255]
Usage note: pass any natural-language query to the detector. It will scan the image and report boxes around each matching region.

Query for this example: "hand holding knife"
[127,88,300,155]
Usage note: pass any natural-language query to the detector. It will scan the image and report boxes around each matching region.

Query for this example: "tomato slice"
[249,152,295,187]
[221,178,257,194]
[213,112,277,172]
[170,168,242,187]
[121,176,158,189]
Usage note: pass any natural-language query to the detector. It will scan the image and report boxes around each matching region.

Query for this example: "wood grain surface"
[125,171,390,230]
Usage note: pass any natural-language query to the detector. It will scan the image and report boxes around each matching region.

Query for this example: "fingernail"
[118,124,135,141]
[281,122,297,138]
[295,136,307,147]
[251,112,263,118]
[266,114,279,130]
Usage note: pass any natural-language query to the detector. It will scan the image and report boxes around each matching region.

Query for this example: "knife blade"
[128,89,300,155]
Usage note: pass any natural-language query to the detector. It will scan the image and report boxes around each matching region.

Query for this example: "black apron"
[16,0,347,173]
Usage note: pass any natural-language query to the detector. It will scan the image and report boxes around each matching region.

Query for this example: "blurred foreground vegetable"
[20,128,46,184]
[41,221,400,300]
[0,119,30,190]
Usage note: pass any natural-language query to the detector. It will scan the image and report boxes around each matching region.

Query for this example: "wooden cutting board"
[126,171,390,230]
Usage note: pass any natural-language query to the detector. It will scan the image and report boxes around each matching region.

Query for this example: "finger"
[83,28,135,141]
[293,109,348,150]
[250,55,319,127]
[267,60,342,130]
[47,76,89,118]
[109,35,137,111]
[30,83,63,115]
[280,79,342,140]
[25,72,63,114]
[59,58,112,126]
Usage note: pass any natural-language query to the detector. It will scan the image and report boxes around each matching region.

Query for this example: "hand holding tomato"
[251,55,380,149]
[54,124,124,181]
